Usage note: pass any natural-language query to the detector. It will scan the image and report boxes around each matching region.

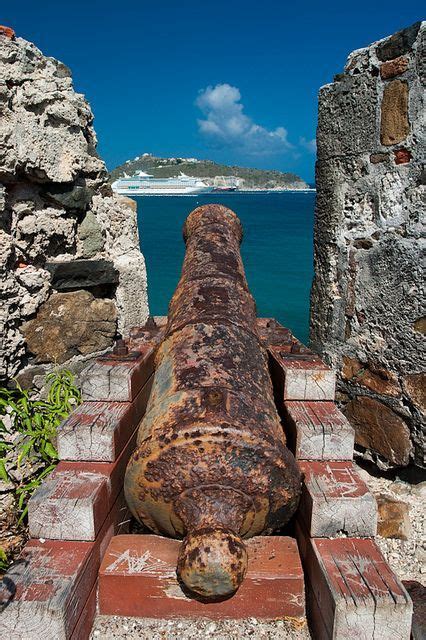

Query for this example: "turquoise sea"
[135,191,315,345]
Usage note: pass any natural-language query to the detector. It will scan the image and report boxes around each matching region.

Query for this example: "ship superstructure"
[111,172,213,195]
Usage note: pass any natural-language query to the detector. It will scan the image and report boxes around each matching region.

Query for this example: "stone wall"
[0,27,149,388]
[310,22,425,468]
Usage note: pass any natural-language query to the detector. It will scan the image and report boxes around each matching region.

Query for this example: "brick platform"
[298,460,378,537]
[98,534,305,621]
[0,318,414,639]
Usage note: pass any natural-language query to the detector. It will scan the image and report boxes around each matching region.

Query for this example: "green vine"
[0,370,81,570]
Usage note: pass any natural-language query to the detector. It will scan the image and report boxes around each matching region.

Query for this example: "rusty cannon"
[124,204,301,600]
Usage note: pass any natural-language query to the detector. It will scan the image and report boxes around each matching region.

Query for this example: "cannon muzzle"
[124,204,301,600]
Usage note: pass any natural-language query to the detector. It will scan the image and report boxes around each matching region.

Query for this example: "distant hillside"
[110,154,309,190]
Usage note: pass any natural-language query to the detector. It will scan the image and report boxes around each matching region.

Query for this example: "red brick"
[298,460,377,537]
[81,344,156,402]
[295,523,413,640]
[58,374,153,462]
[0,491,126,640]
[269,346,335,401]
[29,427,136,541]
[283,401,354,460]
[99,534,305,621]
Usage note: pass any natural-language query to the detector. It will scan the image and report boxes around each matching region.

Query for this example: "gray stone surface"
[78,210,105,257]
[46,259,118,291]
[310,22,425,467]
[0,30,149,384]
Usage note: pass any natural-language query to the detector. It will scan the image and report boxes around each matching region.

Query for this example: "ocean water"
[135,191,315,344]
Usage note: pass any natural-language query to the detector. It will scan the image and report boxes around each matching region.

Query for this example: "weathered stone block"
[28,468,109,541]
[341,356,401,397]
[317,75,378,159]
[0,491,126,640]
[98,534,305,621]
[269,347,336,401]
[344,396,412,465]
[380,80,410,145]
[78,210,104,258]
[296,526,413,640]
[21,291,117,363]
[298,460,377,536]
[376,493,411,540]
[28,429,136,541]
[81,344,155,402]
[58,374,153,462]
[283,401,354,460]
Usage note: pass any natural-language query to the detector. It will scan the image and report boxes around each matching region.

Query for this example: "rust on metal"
[112,338,129,356]
[124,204,301,600]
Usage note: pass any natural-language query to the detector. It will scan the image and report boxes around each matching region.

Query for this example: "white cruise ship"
[111,172,213,195]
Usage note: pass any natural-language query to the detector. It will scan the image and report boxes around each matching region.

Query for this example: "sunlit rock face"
[310,22,425,468]
[0,28,149,387]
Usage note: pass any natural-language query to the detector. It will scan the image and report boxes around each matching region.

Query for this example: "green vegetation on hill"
[110,154,308,190]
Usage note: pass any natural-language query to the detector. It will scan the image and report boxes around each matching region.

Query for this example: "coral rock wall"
[310,22,425,468]
[0,29,149,387]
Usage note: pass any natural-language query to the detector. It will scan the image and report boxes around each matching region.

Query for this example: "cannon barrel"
[124,204,301,600]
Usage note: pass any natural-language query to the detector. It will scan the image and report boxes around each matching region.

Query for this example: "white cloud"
[196,84,293,156]
[300,137,316,153]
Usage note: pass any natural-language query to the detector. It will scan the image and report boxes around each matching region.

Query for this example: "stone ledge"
[46,259,119,291]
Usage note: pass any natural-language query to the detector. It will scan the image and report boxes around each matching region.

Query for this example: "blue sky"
[4,1,422,181]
